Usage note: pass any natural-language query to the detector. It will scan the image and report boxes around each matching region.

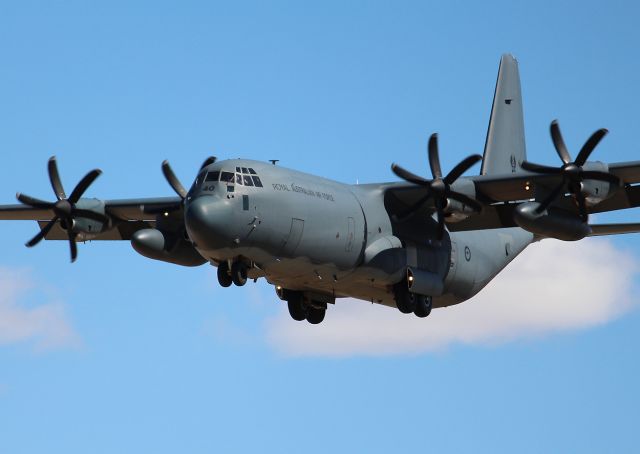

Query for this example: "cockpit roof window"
[241,167,249,174]
[236,166,241,173]
[220,171,235,182]
[248,168,257,175]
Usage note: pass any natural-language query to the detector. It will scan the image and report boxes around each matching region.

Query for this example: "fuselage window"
[236,174,244,185]
[205,171,220,182]
[251,176,263,187]
[220,171,235,182]
[243,175,254,186]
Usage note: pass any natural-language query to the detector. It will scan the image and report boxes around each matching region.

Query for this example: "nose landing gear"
[216,259,249,287]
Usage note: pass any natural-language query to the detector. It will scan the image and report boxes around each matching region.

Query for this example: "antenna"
[269,159,279,166]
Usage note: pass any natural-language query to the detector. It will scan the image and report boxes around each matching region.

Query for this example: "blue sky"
[1,1,640,452]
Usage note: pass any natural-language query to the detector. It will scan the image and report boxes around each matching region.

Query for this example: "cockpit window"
[195,171,206,186]
[205,171,220,182]
[236,174,243,185]
[243,175,254,186]
[220,171,235,182]
[241,167,249,174]
[252,176,263,187]
[235,166,241,173]
[248,168,257,175]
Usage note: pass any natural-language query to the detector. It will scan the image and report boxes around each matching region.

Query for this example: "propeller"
[521,120,619,221]
[391,133,482,239]
[162,160,188,200]
[16,156,107,262]
[162,156,217,201]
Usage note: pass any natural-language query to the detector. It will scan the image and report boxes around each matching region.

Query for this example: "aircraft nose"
[184,196,229,250]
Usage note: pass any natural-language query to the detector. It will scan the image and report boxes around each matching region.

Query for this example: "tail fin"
[481,54,527,175]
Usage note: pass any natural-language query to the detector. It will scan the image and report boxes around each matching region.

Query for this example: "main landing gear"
[217,260,248,287]
[394,282,432,318]
[277,288,327,325]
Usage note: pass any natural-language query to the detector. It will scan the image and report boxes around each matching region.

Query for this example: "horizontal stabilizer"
[589,223,640,236]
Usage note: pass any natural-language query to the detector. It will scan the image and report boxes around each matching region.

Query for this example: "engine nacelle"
[580,161,616,205]
[514,201,591,241]
[131,228,206,266]
[443,198,476,222]
[65,198,109,241]
[445,179,477,222]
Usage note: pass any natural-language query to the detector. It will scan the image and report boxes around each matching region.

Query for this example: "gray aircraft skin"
[3,54,640,324]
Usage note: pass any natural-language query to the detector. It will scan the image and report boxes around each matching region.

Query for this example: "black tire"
[217,262,232,287]
[414,295,432,318]
[394,284,416,314]
[287,294,307,321]
[231,261,248,286]
[306,307,326,324]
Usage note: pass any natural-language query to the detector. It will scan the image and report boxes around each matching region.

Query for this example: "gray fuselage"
[184,159,533,309]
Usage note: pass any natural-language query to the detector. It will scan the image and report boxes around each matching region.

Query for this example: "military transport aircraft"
[2,54,640,325]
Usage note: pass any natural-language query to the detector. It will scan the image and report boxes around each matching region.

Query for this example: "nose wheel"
[216,260,249,287]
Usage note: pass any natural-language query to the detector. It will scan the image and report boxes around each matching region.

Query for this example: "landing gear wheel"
[394,284,416,314]
[217,262,232,287]
[306,307,326,325]
[231,261,248,286]
[414,295,432,318]
[287,293,307,321]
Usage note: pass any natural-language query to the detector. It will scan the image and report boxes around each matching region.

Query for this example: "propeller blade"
[162,160,188,199]
[575,128,608,166]
[550,120,572,164]
[67,230,78,263]
[391,163,431,186]
[25,217,58,247]
[428,134,443,180]
[521,161,563,174]
[448,191,482,212]
[199,156,217,170]
[68,169,102,204]
[74,209,110,224]
[536,182,566,213]
[48,156,66,200]
[16,193,53,210]
[443,154,482,185]
[580,170,620,185]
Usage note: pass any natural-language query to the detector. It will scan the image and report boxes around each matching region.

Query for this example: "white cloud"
[0,267,80,351]
[265,238,638,357]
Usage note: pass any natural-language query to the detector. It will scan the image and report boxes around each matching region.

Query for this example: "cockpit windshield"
[220,171,235,182]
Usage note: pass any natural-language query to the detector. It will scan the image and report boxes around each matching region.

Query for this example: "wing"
[382,160,640,233]
[0,196,182,240]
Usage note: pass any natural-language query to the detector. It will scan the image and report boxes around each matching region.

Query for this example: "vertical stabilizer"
[481,54,527,175]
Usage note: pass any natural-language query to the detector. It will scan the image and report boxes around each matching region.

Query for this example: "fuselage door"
[281,218,304,256]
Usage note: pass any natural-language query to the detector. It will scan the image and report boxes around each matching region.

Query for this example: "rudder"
[481,54,527,175]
